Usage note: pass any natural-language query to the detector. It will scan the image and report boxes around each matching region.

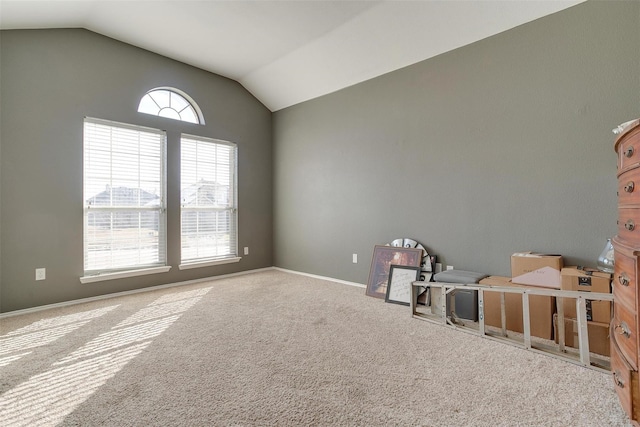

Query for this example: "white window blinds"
[180,135,237,263]
[83,118,167,274]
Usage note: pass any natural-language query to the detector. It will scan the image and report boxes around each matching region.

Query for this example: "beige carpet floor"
[0,270,631,426]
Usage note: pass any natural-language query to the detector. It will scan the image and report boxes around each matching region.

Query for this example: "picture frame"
[366,245,423,299]
[385,264,422,306]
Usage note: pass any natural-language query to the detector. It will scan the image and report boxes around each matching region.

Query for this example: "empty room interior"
[1,0,640,425]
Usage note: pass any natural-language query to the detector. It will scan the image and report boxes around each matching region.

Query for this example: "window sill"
[179,257,241,270]
[80,266,172,284]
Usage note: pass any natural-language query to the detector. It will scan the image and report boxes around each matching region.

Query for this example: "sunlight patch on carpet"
[0,352,32,367]
[0,286,213,426]
[5,306,119,336]
[0,341,151,427]
[0,306,119,363]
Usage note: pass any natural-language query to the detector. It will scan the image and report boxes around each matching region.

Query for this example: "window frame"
[81,117,169,280]
[178,134,239,269]
[137,87,205,125]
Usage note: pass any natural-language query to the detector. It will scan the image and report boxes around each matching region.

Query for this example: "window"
[180,135,237,266]
[138,88,204,125]
[83,118,167,276]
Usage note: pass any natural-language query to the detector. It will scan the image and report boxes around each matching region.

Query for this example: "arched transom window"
[138,87,204,125]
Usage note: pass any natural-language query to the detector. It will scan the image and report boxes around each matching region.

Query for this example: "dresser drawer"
[619,167,640,206]
[613,301,639,370]
[618,208,640,246]
[613,251,638,313]
[617,123,640,174]
[611,336,640,422]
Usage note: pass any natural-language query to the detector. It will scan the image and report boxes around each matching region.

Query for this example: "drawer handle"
[625,181,635,193]
[626,146,635,158]
[625,220,635,231]
[618,273,630,287]
[613,370,625,389]
[615,322,631,338]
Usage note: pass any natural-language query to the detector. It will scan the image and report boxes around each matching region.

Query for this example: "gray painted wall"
[1,3,639,313]
[0,29,273,313]
[273,1,640,283]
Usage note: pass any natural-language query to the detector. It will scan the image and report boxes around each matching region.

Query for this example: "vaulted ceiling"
[0,0,584,111]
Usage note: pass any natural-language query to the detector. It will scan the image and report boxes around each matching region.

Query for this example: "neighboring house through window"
[180,135,238,266]
[83,118,167,276]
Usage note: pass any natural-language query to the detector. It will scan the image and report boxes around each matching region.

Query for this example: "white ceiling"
[0,0,584,112]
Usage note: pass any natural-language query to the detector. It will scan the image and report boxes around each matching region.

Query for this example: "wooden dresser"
[612,117,640,425]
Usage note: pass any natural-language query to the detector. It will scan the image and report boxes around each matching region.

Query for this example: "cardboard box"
[553,314,610,357]
[511,252,563,289]
[560,266,612,323]
[480,276,555,340]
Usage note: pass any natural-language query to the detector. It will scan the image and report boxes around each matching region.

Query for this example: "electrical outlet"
[35,268,46,281]
[243,247,249,255]
[352,254,358,264]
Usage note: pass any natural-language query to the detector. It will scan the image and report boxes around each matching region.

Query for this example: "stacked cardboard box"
[480,275,555,340]
[480,253,563,340]
[555,266,612,356]
[480,255,612,355]
[560,266,611,322]
[511,252,563,289]
[553,314,610,356]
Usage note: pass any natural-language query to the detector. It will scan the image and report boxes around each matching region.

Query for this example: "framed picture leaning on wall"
[385,264,422,306]
[365,245,423,299]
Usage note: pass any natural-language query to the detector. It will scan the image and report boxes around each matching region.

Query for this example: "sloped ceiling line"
[0,0,585,111]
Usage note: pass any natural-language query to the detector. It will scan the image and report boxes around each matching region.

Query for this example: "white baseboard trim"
[273,267,366,289]
[0,267,275,319]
